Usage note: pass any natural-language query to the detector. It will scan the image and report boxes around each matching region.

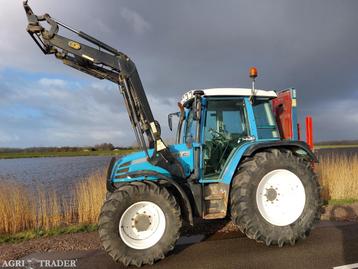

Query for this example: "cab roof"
[180,88,277,105]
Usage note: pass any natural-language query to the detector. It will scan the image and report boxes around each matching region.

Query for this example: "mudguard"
[243,140,318,162]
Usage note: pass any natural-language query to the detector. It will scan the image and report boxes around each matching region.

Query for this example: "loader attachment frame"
[23,1,185,178]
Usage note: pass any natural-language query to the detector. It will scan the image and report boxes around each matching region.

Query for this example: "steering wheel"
[209,128,227,140]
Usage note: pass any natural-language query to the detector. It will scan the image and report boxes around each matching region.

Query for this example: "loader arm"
[23,1,185,178]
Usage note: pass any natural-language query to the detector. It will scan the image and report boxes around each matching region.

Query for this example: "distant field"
[315,144,358,149]
[1,144,357,159]
[0,149,134,159]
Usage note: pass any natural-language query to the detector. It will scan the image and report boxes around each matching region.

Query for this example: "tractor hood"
[110,144,194,183]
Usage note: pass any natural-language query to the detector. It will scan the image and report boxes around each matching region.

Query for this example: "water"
[0,156,112,194]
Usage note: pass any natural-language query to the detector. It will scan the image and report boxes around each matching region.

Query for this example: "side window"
[253,100,279,139]
[184,109,196,144]
[222,110,246,135]
[204,111,217,140]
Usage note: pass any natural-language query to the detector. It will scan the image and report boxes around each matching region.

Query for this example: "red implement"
[306,116,314,150]
[272,90,295,139]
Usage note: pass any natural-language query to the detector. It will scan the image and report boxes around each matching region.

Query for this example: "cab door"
[201,97,250,181]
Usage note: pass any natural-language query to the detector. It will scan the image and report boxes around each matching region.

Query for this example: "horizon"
[1,139,358,150]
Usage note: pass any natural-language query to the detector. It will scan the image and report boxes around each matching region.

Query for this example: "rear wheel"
[230,149,322,247]
[99,182,182,267]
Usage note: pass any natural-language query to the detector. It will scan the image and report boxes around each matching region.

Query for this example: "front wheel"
[98,181,182,267]
[230,149,322,247]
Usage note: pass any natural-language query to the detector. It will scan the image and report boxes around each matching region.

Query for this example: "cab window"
[252,99,279,139]
[184,108,196,144]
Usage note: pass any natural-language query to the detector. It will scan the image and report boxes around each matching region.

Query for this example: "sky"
[0,0,357,147]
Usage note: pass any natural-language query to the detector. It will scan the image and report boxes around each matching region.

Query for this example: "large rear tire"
[99,181,182,267]
[230,148,322,247]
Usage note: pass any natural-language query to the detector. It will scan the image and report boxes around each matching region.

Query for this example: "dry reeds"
[0,181,34,234]
[317,154,358,201]
[75,170,106,224]
[0,170,106,235]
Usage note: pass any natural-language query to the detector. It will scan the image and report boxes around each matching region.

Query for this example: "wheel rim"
[256,169,306,226]
[119,201,166,250]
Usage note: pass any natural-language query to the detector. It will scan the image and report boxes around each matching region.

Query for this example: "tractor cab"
[173,88,279,181]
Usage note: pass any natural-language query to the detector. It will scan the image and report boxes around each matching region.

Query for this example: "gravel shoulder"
[1,203,357,262]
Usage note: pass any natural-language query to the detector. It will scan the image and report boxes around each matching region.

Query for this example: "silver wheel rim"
[256,169,306,226]
[119,201,166,250]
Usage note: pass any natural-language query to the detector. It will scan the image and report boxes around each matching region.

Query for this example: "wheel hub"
[265,187,279,202]
[133,214,151,232]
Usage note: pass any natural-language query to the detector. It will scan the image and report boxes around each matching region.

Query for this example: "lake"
[0,156,112,194]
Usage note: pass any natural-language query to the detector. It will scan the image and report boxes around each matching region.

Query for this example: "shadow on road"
[329,205,358,265]
[182,217,233,235]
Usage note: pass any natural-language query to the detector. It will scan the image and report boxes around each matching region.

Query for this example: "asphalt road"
[23,221,358,269]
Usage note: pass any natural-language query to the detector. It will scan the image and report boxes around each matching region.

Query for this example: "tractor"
[24,2,322,267]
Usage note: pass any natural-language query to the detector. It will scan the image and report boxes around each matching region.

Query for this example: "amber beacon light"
[249,67,258,79]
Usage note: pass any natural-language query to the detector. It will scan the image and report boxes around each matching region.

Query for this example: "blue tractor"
[24,2,322,267]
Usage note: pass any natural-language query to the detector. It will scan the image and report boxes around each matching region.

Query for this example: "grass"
[0,149,134,159]
[0,153,357,244]
[327,199,358,205]
[0,224,98,244]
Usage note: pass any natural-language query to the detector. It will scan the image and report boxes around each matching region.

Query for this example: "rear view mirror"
[168,112,180,131]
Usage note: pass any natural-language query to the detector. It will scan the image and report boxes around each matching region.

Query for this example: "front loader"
[24,2,322,267]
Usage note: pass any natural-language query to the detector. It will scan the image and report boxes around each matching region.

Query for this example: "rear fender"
[221,140,317,187]
[242,140,318,162]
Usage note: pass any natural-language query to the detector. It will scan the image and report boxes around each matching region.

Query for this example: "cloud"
[0,0,357,146]
[0,73,130,147]
[0,68,182,147]
[0,131,19,144]
[38,78,67,88]
[120,7,151,35]
[309,99,358,142]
